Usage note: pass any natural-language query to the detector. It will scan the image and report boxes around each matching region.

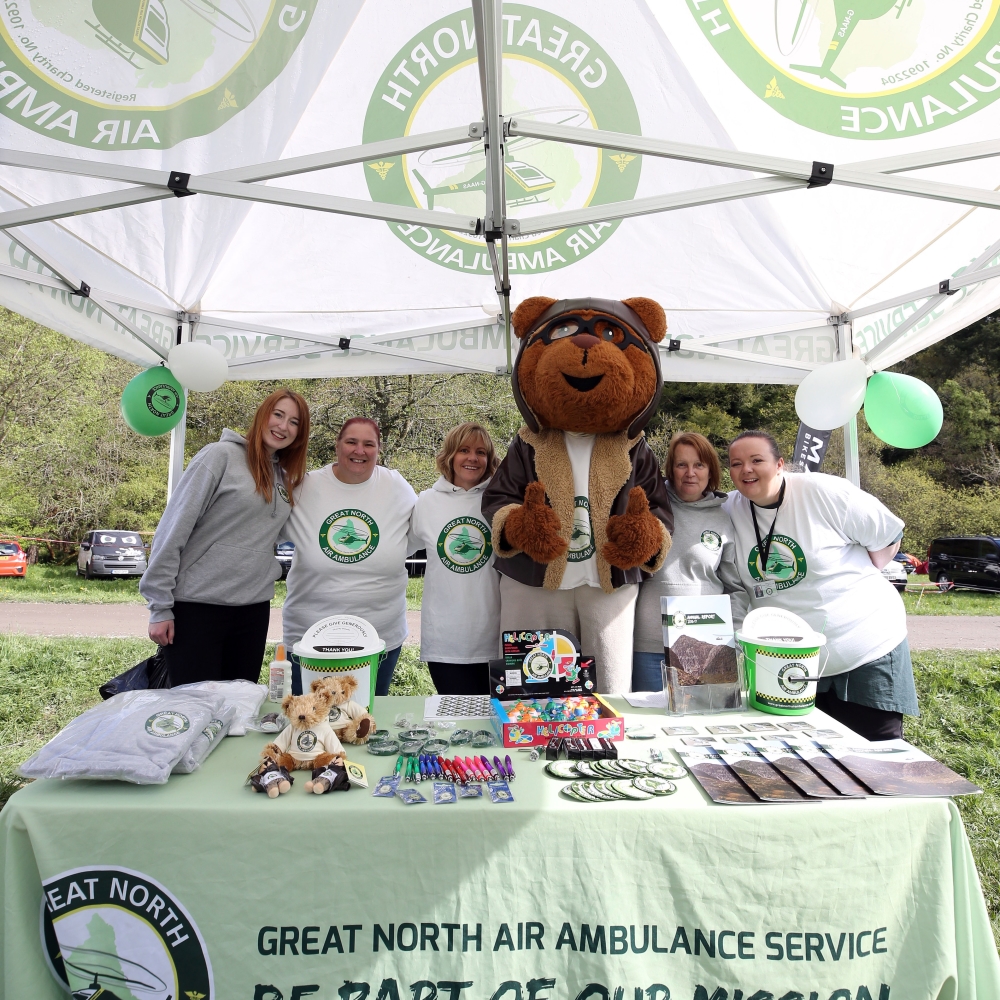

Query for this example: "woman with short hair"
[282,417,417,695]
[142,388,309,685]
[410,422,501,695]
[725,430,916,741]
[632,432,747,691]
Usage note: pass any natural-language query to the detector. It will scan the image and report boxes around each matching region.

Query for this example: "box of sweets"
[487,629,624,748]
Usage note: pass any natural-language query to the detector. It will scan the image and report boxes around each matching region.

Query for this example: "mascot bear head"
[510,296,667,437]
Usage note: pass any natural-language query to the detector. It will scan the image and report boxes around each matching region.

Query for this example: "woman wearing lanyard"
[725,430,917,741]
[410,422,501,695]
[282,417,417,695]
[632,432,747,691]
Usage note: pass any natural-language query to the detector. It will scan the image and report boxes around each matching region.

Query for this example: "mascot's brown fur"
[482,296,674,693]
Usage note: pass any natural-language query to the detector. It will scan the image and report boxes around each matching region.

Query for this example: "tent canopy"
[0,0,999,389]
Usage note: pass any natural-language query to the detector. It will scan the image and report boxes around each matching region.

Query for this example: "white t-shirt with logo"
[560,431,601,590]
[409,476,500,663]
[724,473,905,676]
[282,465,417,651]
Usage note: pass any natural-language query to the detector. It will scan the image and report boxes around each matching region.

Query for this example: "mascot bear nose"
[570,333,600,349]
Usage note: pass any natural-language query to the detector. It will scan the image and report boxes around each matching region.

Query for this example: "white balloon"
[167,341,228,392]
[794,359,868,430]
[482,294,501,317]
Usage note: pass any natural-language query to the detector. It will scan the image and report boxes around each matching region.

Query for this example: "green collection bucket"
[735,609,827,716]
[292,615,384,713]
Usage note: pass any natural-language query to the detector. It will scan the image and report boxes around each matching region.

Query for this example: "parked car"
[0,540,27,578]
[275,540,294,579]
[927,536,1000,591]
[77,530,148,578]
[894,552,919,574]
[881,559,907,593]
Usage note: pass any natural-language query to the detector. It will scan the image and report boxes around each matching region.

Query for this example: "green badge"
[362,4,641,274]
[0,1,318,148]
[747,533,808,590]
[567,496,595,562]
[319,508,380,563]
[700,529,722,551]
[144,710,190,738]
[276,483,290,504]
[41,866,212,997]
[687,0,1000,139]
[145,383,181,419]
[437,516,492,574]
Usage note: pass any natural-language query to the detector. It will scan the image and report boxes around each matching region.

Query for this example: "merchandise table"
[2,696,998,1000]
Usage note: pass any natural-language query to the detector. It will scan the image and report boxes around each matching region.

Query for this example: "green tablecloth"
[2,696,998,1000]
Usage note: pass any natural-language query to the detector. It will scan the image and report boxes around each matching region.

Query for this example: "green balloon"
[863,371,943,449]
[121,367,186,436]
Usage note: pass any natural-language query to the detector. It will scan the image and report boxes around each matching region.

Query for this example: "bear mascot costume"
[482,296,673,694]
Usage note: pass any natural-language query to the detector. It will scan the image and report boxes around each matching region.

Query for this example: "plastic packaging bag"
[172,702,237,774]
[98,648,170,699]
[19,689,225,784]
[171,679,266,736]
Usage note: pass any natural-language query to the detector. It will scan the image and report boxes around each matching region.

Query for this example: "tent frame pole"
[843,417,860,488]
[166,314,189,501]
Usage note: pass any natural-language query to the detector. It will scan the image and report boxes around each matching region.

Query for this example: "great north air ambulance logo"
[689,0,1000,138]
[144,710,190,737]
[41,866,212,998]
[146,383,181,419]
[437,516,492,573]
[319,508,380,564]
[0,1,317,148]
[747,533,808,590]
[363,4,641,274]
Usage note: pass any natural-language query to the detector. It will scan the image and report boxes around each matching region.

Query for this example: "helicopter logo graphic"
[437,517,492,573]
[320,509,380,564]
[567,497,595,563]
[144,384,181,419]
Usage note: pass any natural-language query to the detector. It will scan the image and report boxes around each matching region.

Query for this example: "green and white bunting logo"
[0,1,317,148]
[437,516,492,574]
[747,532,807,590]
[319,508,380,564]
[144,710,190,737]
[689,0,1000,138]
[363,4,641,274]
[567,496,595,562]
[41,866,212,998]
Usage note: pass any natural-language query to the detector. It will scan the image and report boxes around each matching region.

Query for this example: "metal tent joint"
[808,162,834,188]
[667,338,682,352]
[167,171,194,197]
[939,278,958,296]
[339,337,351,352]
[73,281,91,298]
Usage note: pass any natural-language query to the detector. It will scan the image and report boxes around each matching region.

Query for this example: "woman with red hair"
[142,389,310,685]
[282,417,417,695]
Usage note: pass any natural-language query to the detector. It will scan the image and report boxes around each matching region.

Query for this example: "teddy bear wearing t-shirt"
[482,297,674,693]
[262,688,345,774]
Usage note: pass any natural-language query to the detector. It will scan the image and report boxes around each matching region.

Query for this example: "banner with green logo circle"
[0,0,318,148]
[319,508,380,564]
[437,516,492,574]
[688,0,1000,138]
[362,4,641,273]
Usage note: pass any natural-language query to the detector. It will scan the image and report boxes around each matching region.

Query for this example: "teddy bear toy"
[304,761,351,794]
[482,296,674,695]
[250,760,293,798]
[261,689,346,780]
[309,675,376,744]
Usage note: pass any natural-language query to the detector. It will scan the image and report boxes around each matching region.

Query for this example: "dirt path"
[0,604,423,646]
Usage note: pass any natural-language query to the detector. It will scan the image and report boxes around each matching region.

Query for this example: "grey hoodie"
[633,484,749,653]
[141,429,291,622]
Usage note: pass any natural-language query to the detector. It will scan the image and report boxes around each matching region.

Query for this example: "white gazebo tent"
[0,0,998,492]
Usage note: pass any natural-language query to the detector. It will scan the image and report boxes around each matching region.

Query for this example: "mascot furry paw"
[483,296,674,694]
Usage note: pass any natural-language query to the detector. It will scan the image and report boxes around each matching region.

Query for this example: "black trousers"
[815,689,904,741]
[427,661,490,696]
[161,600,271,687]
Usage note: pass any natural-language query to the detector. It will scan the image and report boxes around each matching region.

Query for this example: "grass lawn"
[0,564,426,610]
[0,637,996,946]
[902,575,1000,615]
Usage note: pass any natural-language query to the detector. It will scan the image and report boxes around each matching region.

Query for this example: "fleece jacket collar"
[665,482,727,509]
[431,475,493,495]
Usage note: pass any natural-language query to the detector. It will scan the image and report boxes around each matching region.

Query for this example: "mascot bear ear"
[512,296,558,339]
[623,297,667,343]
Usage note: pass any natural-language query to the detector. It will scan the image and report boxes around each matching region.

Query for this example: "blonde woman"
[409,422,501,694]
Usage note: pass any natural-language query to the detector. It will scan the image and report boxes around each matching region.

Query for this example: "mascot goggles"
[528,314,647,353]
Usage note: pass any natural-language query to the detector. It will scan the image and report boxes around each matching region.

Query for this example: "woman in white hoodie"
[410,423,501,694]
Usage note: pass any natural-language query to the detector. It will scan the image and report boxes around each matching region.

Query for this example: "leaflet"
[787,741,869,797]
[714,746,811,802]
[676,747,758,805]
[757,743,841,799]
[817,740,981,797]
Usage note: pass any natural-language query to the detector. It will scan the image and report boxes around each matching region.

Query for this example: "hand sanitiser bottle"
[268,644,291,703]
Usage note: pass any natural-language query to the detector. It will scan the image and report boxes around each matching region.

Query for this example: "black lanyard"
[750,479,786,580]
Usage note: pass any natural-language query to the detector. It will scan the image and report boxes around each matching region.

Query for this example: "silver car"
[77,530,148,578]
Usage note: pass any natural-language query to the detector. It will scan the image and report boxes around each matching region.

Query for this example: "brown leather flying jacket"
[482,427,673,593]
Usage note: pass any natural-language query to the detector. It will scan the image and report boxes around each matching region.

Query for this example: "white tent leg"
[167,407,187,501]
[843,416,860,488]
